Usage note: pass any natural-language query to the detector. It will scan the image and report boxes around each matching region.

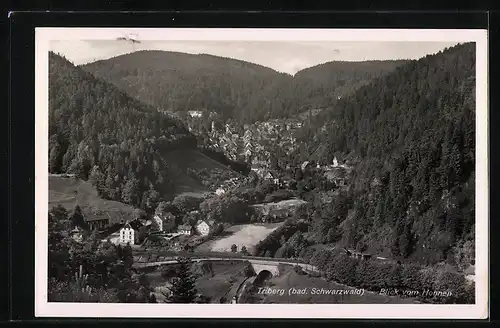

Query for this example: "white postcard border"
[35,28,489,319]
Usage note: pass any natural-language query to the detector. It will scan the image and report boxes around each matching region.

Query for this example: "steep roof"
[196,219,209,226]
[124,219,143,231]
[84,213,111,222]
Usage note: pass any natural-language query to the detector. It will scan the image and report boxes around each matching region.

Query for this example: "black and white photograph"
[35,28,488,319]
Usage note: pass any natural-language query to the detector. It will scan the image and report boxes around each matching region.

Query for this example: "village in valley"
[61,148,352,255]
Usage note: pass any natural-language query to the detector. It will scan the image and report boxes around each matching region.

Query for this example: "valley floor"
[196,222,283,253]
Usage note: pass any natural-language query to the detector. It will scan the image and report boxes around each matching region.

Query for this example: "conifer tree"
[71,205,86,229]
[165,257,198,303]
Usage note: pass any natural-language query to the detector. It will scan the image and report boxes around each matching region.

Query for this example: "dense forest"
[48,52,196,211]
[292,59,408,111]
[296,43,476,265]
[81,51,406,124]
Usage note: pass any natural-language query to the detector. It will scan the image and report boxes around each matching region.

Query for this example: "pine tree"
[104,165,117,199]
[71,205,86,229]
[145,183,160,211]
[399,222,415,258]
[165,257,198,303]
[122,175,140,206]
[88,165,104,192]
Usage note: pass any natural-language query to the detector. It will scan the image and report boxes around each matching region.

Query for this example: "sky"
[50,40,460,75]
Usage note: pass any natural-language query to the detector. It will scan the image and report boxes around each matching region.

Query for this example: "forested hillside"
[81,51,406,124]
[291,59,408,111]
[48,52,196,211]
[300,43,476,266]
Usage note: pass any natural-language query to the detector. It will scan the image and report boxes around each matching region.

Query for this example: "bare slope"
[49,175,136,224]
[162,149,243,196]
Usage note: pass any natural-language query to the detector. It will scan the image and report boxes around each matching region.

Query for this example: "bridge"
[133,255,318,277]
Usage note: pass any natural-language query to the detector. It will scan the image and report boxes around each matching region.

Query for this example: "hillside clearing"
[162,149,242,196]
[49,175,136,224]
[204,223,283,253]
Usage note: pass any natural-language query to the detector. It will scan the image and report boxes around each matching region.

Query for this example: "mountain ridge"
[81,50,408,123]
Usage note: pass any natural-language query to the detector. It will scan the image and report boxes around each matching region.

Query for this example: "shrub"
[293,265,305,275]
[48,278,118,303]
[277,263,288,276]
[400,264,422,291]
[433,271,470,304]
[264,189,293,203]
[161,265,181,279]
[306,248,474,304]
[418,267,437,291]
[243,263,256,277]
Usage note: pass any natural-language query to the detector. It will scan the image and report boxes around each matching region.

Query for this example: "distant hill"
[81,51,406,123]
[81,50,289,123]
[291,60,409,110]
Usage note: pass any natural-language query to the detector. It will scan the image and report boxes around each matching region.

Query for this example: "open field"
[252,268,418,304]
[147,260,250,303]
[49,175,136,224]
[198,223,283,253]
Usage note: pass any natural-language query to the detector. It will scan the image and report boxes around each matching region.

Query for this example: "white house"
[215,187,226,196]
[118,220,142,245]
[332,157,339,167]
[152,215,164,232]
[263,171,279,185]
[301,161,310,171]
[153,212,176,232]
[119,225,136,245]
[196,220,211,236]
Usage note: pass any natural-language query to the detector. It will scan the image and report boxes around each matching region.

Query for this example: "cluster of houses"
[215,177,243,196]
[242,120,299,164]
[69,210,222,247]
[342,248,373,261]
[204,116,302,166]
[300,157,351,187]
